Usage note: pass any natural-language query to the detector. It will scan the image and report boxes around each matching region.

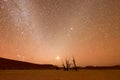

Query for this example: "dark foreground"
[0,70,120,80]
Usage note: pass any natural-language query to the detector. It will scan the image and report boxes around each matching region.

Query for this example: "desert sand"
[0,70,120,80]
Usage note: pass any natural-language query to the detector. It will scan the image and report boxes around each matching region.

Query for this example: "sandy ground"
[0,70,120,80]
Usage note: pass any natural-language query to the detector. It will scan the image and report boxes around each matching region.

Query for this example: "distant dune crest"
[0,57,120,70]
[0,57,58,70]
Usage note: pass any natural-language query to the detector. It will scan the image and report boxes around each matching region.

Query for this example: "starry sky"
[0,0,120,66]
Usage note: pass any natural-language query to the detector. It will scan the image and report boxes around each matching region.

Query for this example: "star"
[70,27,73,31]
[21,32,24,35]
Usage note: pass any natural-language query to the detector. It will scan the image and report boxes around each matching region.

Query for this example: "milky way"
[0,0,120,66]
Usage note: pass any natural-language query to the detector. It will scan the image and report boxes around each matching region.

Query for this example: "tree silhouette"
[72,57,78,71]
[62,62,66,71]
[65,59,70,71]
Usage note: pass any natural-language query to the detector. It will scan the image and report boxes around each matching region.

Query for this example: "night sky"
[0,0,120,66]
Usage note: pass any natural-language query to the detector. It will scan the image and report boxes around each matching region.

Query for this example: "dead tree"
[65,59,70,71]
[62,62,66,71]
[72,57,78,71]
